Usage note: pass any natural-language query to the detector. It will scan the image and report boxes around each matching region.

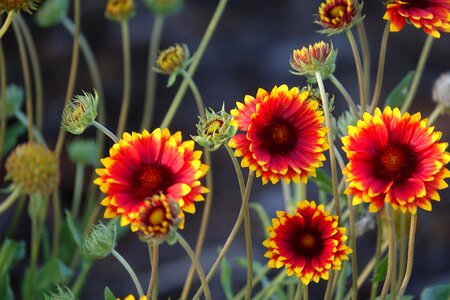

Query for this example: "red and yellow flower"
[229,85,328,184]
[95,128,209,229]
[342,107,450,214]
[384,0,450,38]
[263,200,351,285]
[316,0,362,34]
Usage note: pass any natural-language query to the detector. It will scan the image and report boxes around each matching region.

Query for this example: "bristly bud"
[0,84,24,119]
[0,0,40,13]
[136,194,183,245]
[105,0,135,22]
[290,41,337,82]
[143,0,183,16]
[5,143,59,197]
[67,139,99,166]
[155,44,191,87]
[337,105,366,138]
[44,286,77,300]
[61,90,98,135]
[315,0,363,35]
[35,0,69,27]
[192,105,237,151]
[432,72,450,112]
[82,222,116,260]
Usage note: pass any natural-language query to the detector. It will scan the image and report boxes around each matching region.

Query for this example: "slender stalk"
[112,249,144,296]
[401,35,434,112]
[396,213,407,293]
[14,111,46,145]
[0,39,7,171]
[180,70,205,118]
[345,29,367,115]
[324,271,335,300]
[177,233,212,300]
[380,206,396,300]
[71,164,85,219]
[51,191,62,257]
[370,213,383,300]
[233,266,270,300]
[147,243,159,299]
[303,284,309,300]
[93,120,119,143]
[428,104,445,126]
[357,22,371,101]
[55,0,81,156]
[0,187,20,214]
[252,271,286,300]
[160,0,229,128]
[348,196,358,300]
[396,214,417,300]
[281,181,291,211]
[294,281,303,300]
[141,15,165,130]
[243,180,254,300]
[116,20,132,137]
[369,23,390,113]
[0,11,14,39]
[16,15,44,130]
[315,71,341,218]
[329,74,358,119]
[5,195,25,238]
[71,261,92,296]
[12,19,33,142]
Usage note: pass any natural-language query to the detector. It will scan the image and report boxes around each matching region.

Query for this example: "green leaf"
[372,255,388,283]
[166,73,178,87]
[311,169,333,196]
[249,202,271,237]
[34,258,72,292]
[104,287,116,300]
[2,122,26,155]
[220,255,233,300]
[384,71,414,108]
[65,211,82,246]
[0,239,26,276]
[0,273,14,300]
[421,283,450,300]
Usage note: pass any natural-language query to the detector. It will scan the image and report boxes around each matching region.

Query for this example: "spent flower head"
[143,0,183,16]
[82,222,116,260]
[61,90,98,135]
[432,72,450,111]
[5,143,59,197]
[0,0,40,13]
[316,0,363,35]
[105,0,135,22]
[192,105,237,151]
[290,41,337,82]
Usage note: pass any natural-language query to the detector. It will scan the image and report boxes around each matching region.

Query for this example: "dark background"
[1,0,450,299]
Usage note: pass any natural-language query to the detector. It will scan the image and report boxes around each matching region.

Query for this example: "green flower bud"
[0,84,24,119]
[191,105,237,151]
[337,105,366,138]
[35,0,69,27]
[143,0,183,16]
[61,90,98,135]
[67,138,98,166]
[82,222,116,260]
[44,285,77,300]
[105,0,135,22]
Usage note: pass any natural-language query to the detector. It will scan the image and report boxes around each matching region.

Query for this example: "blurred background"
[1,0,450,299]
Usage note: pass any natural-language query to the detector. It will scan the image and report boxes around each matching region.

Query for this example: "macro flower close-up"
[229,85,328,184]
[342,106,450,214]
[263,200,351,285]
[383,0,450,38]
[94,128,209,229]
[316,0,362,34]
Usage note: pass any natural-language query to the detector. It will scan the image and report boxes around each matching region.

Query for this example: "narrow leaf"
[311,169,333,196]
[34,258,72,292]
[372,255,388,283]
[421,283,450,300]
[249,202,270,237]
[104,287,116,300]
[0,273,14,300]
[0,239,26,276]
[384,71,414,108]
[220,255,233,300]
[65,211,82,246]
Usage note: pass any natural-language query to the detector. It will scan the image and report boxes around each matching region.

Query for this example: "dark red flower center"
[134,164,174,200]
[260,119,296,154]
[375,144,416,181]
[291,229,323,258]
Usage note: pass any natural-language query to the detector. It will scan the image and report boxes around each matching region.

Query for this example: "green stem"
[71,260,92,296]
[0,39,7,172]
[348,196,358,300]
[141,15,165,130]
[14,111,46,146]
[5,195,25,237]
[303,284,309,300]
[396,213,407,293]
[116,20,132,137]
[147,243,159,299]
[401,35,434,112]
[243,180,253,300]
[71,164,85,219]
[345,29,367,116]
[51,191,62,257]
[380,206,396,300]
[12,19,33,142]
[233,266,270,300]
[329,74,358,119]
[294,281,303,300]
[369,23,390,113]
[281,181,292,212]
[428,104,445,126]
[55,0,81,157]
[252,271,286,300]
[370,213,383,300]
[357,21,371,101]
[396,214,417,300]
[93,120,119,143]
[16,15,44,131]
[112,249,144,297]
[0,187,20,214]
[315,71,341,218]
[324,271,335,300]
[0,11,14,39]
[180,70,205,119]
[177,233,211,300]
[160,0,229,128]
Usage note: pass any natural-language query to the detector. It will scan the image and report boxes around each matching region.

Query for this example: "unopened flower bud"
[35,0,69,27]
[143,0,183,16]
[316,0,363,35]
[82,222,116,260]
[155,44,189,75]
[0,84,24,119]
[432,72,450,110]
[192,105,237,151]
[44,286,76,300]
[5,143,59,197]
[67,139,98,166]
[61,90,98,135]
[105,0,135,22]
[290,41,337,82]
[0,0,40,13]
